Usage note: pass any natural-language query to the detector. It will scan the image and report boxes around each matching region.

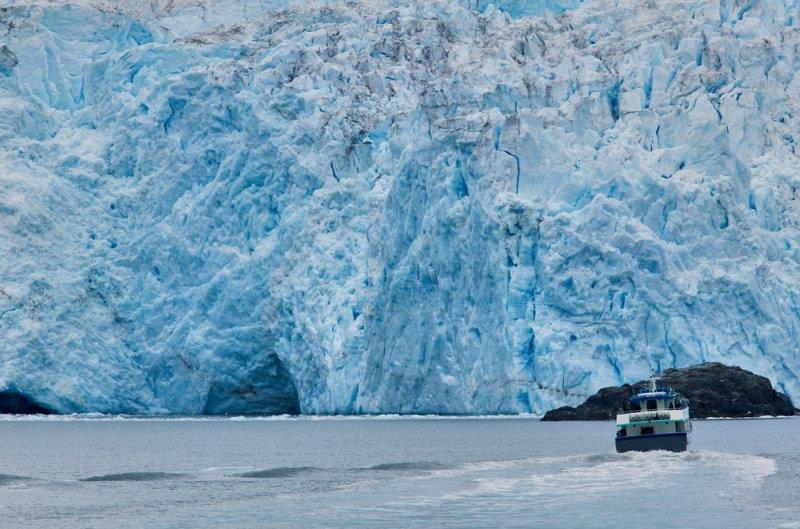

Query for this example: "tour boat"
[615,377,692,452]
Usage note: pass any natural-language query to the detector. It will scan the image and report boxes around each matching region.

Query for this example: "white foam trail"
[429,453,619,479]
[691,451,777,482]
[425,450,777,506]
[703,416,799,421]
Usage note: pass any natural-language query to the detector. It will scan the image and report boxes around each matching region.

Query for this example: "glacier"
[0,0,799,415]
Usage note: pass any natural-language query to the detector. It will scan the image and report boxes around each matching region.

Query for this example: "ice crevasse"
[0,0,798,414]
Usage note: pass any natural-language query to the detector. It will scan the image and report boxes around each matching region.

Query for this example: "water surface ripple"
[0,416,796,528]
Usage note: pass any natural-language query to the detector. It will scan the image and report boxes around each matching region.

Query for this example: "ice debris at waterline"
[0,0,799,416]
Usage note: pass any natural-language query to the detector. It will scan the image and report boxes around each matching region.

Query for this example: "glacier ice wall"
[0,0,799,414]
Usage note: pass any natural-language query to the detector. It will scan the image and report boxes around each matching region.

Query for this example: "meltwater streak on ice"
[1,0,800,416]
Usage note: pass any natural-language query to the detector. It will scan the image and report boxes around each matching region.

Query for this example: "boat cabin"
[615,383,690,440]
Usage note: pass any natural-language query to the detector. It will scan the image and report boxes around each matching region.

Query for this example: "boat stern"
[615,432,689,453]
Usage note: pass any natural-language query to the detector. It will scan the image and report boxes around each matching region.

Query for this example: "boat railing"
[625,412,671,423]
[620,400,688,413]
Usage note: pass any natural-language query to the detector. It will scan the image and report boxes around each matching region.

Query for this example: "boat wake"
[417,450,777,507]
[80,472,185,482]
[0,473,31,485]
[359,462,448,472]
[233,467,322,479]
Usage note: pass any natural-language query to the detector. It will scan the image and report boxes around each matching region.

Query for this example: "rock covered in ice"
[0,0,798,414]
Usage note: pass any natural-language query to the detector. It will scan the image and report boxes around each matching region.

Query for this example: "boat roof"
[629,390,677,402]
[628,377,679,402]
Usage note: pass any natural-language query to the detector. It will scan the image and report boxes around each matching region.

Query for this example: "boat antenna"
[649,369,660,392]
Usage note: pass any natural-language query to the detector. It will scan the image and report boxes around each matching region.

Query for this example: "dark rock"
[0,390,56,414]
[541,362,796,421]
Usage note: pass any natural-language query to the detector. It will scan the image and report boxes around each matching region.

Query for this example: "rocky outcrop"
[542,363,797,420]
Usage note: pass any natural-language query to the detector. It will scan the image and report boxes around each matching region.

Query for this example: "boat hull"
[615,432,688,453]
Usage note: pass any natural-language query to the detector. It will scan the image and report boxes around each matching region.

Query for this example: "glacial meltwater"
[0,417,797,529]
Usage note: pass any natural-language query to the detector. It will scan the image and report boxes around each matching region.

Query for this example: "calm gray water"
[0,416,798,529]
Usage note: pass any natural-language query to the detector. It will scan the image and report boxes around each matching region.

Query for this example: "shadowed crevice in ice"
[470,0,585,18]
[202,354,301,416]
[80,472,185,482]
[233,467,322,479]
[0,391,57,415]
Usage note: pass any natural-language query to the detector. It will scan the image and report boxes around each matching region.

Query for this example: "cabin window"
[618,428,627,438]
[646,400,657,411]
[640,426,654,435]
[675,422,685,433]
